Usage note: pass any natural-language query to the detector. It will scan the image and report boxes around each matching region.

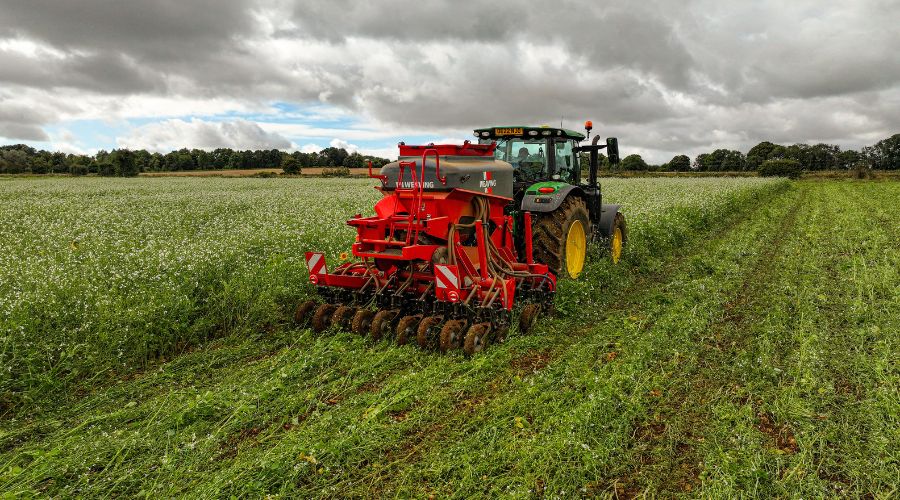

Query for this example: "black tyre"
[417,316,442,350]
[396,315,421,346]
[439,320,466,353]
[533,196,590,279]
[351,309,375,336]
[311,304,336,333]
[463,322,491,356]
[293,300,318,326]
[519,303,541,334]
[370,310,396,342]
[332,305,357,330]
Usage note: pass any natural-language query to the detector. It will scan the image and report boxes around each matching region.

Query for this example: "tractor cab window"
[480,137,548,182]
[554,139,579,184]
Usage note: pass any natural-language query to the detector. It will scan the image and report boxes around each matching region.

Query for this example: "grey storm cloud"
[0,0,897,160]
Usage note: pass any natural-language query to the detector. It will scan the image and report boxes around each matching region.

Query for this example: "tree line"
[0,144,391,176]
[602,133,900,173]
[1,133,897,176]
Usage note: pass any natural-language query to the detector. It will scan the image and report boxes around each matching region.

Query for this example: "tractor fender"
[597,204,622,238]
[520,184,585,213]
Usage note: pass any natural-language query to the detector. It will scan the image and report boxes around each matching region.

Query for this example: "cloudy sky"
[1,0,898,163]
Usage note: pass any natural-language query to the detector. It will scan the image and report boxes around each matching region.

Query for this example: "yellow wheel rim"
[611,227,623,264]
[565,220,586,278]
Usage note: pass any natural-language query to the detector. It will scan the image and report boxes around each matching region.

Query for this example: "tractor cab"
[474,126,585,187]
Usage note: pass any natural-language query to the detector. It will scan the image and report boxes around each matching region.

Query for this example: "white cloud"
[117,118,291,152]
[328,138,359,153]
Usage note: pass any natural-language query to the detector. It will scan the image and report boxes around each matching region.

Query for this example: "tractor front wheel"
[534,196,590,279]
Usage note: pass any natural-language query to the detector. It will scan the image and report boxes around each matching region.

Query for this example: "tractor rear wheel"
[609,212,627,264]
[439,320,466,353]
[351,309,375,336]
[396,315,420,346]
[311,304,337,333]
[417,316,443,349]
[294,300,318,327]
[370,310,396,342]
[533,196,590,279]
[463,322,491,356]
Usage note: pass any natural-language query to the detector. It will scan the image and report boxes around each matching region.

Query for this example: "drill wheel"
[439,320,466,353]
[416,316,443,350]
[463,322,491,356]
[351,309,375,336]
[311,304,337,333]
[293,300,318,327]
[370,310,397,342]
[518,303,541,334]
[332,305,357,331]
[396,315,421,346]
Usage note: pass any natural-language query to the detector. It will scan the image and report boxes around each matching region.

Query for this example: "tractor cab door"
[552,138,580,185]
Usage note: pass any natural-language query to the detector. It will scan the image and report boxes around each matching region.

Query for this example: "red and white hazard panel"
[434,264,461,302]
[305,251,328,284]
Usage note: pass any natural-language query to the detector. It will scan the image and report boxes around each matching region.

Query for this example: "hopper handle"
[367,160,387,182]
[421,148,447,185]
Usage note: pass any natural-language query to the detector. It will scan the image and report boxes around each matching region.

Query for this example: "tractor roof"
[473,125,586,141]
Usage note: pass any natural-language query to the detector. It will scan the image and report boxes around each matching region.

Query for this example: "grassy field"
[0,176,897,497]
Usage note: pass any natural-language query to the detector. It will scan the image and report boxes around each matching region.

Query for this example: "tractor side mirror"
[606,138,620,165]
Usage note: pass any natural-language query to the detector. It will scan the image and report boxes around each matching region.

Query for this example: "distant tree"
[720,150,746,171]
[364,155,391,169]
[0,149,29,174]
[866,133,900,170]
[96,160,116,176]
[758,159,802,179]
[30,156,49,174]
[320,147,349,167]
[281,156,301,175]
[343,152,365,169]
[620,154,648,171]
[695,149,744,171]
[50,151,67,173]
[110,149,139,176]
[836,149,862,170]
[667,154,691,172]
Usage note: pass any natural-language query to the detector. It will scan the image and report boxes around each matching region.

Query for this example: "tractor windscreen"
[480,137,548,183]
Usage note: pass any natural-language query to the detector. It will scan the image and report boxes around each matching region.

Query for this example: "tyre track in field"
[319,186,796,494]
[189,188,789,492]
[612,186,807,497]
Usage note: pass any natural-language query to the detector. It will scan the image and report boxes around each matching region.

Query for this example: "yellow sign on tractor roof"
[494,127,523,136]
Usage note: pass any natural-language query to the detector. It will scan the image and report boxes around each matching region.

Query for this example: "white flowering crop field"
[0,176,783,411]
[3,177,896,498]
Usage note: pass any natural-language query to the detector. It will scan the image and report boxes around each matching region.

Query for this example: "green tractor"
[473,123,627,279]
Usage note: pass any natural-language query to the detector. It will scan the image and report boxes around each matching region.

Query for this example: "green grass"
[1,177,897,497]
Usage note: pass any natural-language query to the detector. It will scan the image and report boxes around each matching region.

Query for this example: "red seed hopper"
[296,141,556,355]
